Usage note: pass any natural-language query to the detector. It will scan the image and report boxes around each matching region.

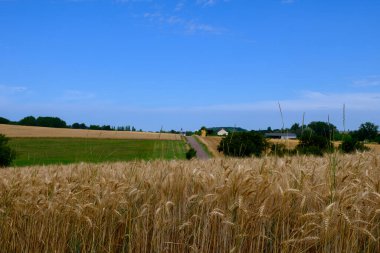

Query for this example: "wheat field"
[0,124,181,140]
[0,152,379,252]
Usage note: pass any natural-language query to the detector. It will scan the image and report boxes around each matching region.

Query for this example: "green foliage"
[186,148,197,160]
[307,121,338,140]
[288,123,303,137]
[376,135,380,144]
[0,117,10,124]
[296,129,333,156]
[36,117,67,128]
[356,122,378,141]
[89,125,113,131]
[218,132,268,157]
[0,134,16,167]
[72,123,88,129]
[339,135,369,153]
[19,116,37,126]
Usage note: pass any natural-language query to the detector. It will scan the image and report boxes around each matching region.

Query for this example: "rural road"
[185,136,210,160]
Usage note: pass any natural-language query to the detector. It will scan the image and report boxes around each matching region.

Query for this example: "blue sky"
[0,0,379,131]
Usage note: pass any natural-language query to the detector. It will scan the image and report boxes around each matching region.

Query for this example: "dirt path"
[185,136,210,160]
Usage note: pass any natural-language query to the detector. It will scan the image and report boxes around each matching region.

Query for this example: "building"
[217,129,229,136]
[265,133,297,140]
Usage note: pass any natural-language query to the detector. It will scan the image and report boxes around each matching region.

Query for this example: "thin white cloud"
[352,76,380,87]
[1,91,379,131]
[197,0,217,7]
[175,0,186,11]
[196,0,230,7]
[138,91,380,113]
[143,12,224,34]
[0,85,28,94]
[60,90,95,101]
[281,0,295,4]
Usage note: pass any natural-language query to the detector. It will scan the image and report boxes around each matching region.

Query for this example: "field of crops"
[8,138,187,166]
[0,124,181,140]
[199,136,380,157]
[1,152,379,252]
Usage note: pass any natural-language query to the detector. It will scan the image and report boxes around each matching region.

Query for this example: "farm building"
[265,133,297,140]
[217,129,229,136]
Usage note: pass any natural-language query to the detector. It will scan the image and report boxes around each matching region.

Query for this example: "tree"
[36,117,67,128]
[290,123,302,137]
[307,121,337,140]
[19,116,37,126]
[0,134,16,167]
[339,135,368,153]
[356,122,378,141]
[89,125,101,130]
[290,123,300,132]
[218,131,268,157]
[0,117,10,124]
[296,129,333,156]
[72,123,87,129]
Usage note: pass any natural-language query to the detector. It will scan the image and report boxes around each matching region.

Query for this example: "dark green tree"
[19,116,37,126]
[307,121,338,140]
[72,123,87,129]
[296,129,333,156]
[0,134,16,167]
[218,131,268,157]
[339,135,368,153]
[356,122,378,141]
[0,117,10,124]
[36,117,67,128]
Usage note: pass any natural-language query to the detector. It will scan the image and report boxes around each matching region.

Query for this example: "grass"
[9,138,187,166]
[193,135,213,157]
[0,152,379,252]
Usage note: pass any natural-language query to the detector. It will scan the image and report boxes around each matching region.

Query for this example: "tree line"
[0,116,139,132]
[217,121,379,157]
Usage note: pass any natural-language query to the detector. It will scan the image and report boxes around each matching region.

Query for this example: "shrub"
[356,122,378,141]
[307,121,338,140]
[218,131,268,157]
[186,148,197,160]
[375,135,380,144]
[0,134,16,167]
[296,130,333,156]
[0,117,10,124]
[339,135,369,153]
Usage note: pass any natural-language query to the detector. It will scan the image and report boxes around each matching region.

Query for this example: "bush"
[186,148,197,160]
[0,117,10,124]
[375,135,380,144]
[296,130,333,156]
[218,132,268,157]
[356,122,378,141]
[0,134,16,167]
[339,135,369,153]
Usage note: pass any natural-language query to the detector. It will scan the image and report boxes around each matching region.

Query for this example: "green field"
[9,138,187,167]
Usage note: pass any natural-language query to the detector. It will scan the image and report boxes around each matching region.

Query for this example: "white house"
[217,129,229,136]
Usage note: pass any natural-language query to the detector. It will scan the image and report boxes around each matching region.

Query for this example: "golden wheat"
[0,152,379,252]
[0,124,181,140]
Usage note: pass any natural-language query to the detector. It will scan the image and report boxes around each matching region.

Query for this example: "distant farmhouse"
[217,128,229,136]
[265,133,297,140]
